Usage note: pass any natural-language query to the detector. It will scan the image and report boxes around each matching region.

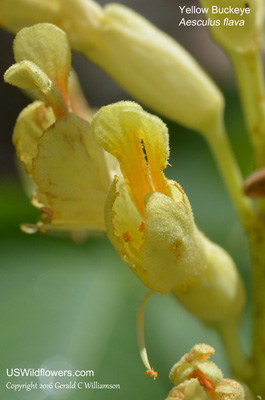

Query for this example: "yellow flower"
[92,101,245,321]
[0,0,224,137]
[92,101,207,294]
[4,23,118,233]
[167,344,245,400]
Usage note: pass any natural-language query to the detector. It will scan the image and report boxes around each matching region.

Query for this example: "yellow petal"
[215,379,245,400]
[184,379,208,400]
[13,23,71,103]
[32,112,110,231]
[104,175,143,273]
[13,101,55,174]
[4,60,67,117]
[92,101,170,216]
[170,343,223,391]
[4,60,52,92]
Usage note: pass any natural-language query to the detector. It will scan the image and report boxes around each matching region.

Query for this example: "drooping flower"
[91,101,245,321]
[4,23,118,234]
[166,344,245,400]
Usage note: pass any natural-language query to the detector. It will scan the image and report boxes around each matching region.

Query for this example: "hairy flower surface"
[4,23,118,233]
[167,344,245,400]
[91,101,245,323]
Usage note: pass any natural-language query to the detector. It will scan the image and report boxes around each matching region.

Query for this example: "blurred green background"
[0,1,253,399]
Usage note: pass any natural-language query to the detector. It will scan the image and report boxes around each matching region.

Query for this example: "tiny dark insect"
[245,2,249,8]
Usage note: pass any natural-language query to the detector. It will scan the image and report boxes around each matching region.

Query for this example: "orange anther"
[144,369,158,380]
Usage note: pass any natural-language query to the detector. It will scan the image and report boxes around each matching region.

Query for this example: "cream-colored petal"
[31,112,110,231]
[92,101,170,216]
[184,343,215,363]
[4,60,52,93]
[14,23,71,102]
[4,60,67,117]
[215,379,245,400]
[184,378,208,400]
[104,175,144,274]
[195,360,223,385]
[13,101,55,174]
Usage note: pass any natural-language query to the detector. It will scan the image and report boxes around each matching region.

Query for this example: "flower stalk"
[245,217,265,395]
[229,50,265,169]
[205,118,254,226]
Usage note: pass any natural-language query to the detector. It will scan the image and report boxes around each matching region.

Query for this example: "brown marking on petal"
[144,369,158,380]
[243,168,265,198]
[122,231,132,242]
[138,221,145,232]
[172,239,183,260]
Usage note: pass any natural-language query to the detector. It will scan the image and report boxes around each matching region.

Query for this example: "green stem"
[205,120,253,227]
[216,319,253,381]
[245,218,265,396]
[229,50,265,168]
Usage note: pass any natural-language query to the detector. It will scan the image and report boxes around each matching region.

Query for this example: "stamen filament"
[136,290,156,376]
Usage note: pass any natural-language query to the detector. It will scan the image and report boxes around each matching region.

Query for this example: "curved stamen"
[136,290,157,379]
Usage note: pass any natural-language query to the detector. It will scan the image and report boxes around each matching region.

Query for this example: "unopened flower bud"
[199,0,263,54]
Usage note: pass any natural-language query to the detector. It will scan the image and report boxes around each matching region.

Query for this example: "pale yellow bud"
[199,0,263,54]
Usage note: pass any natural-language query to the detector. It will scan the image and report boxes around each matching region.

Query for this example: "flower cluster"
[167,344,245,400]
[3,0,261,396]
